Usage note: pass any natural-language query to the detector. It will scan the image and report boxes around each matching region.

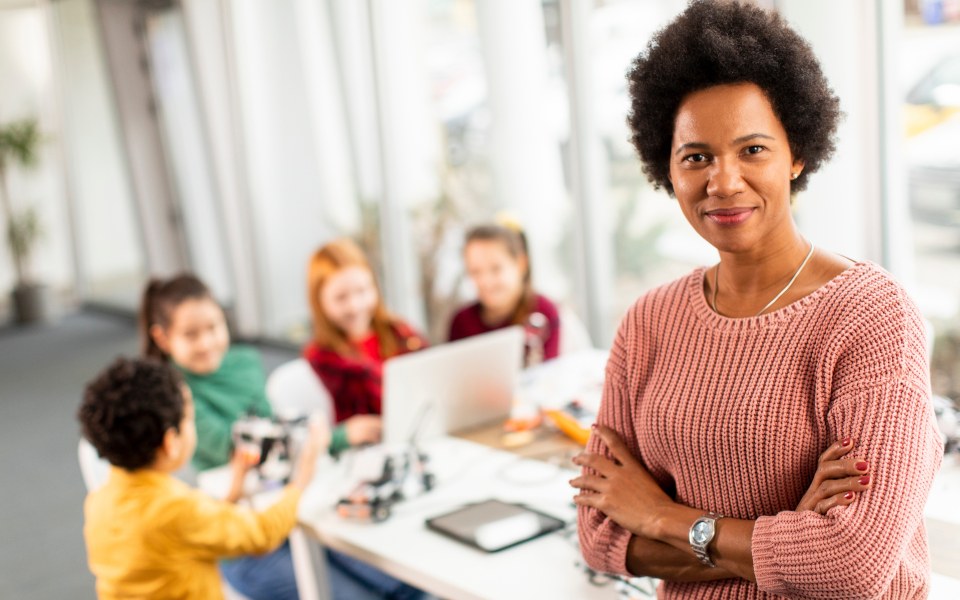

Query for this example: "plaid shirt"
[303,321,427,424]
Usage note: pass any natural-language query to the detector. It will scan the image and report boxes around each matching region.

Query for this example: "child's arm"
[176,421,330,558]
[175,484,302,558]
[247,350,273,419]
[192,400,234,470]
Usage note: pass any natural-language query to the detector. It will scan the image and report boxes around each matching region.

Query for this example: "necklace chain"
[711,243,816,317]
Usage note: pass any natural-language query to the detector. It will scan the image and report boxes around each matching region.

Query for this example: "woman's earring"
[791,172,799,180]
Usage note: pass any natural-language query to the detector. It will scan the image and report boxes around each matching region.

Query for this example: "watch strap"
[690,511,723,568]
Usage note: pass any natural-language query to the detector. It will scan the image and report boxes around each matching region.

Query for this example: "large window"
[144,9,234,305]
[411,0,577,341]
[583,0,713,339]
[0,4,74,311]
[51,0,147,310]
[53,0,145,309]
[899,6,960,411]
[227,0,361,340]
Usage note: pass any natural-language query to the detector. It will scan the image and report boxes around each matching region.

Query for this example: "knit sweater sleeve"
[752,284,943,599]
[192,396,233,471]
[538,295,562,360]
[242,348,273,419]
[448,305,474,342]
[577,312,640,576]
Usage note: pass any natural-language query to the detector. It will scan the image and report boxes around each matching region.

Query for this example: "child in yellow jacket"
[78,357,326,599]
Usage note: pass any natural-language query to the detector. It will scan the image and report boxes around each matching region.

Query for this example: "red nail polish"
[841,438,851,447]
[591,423,598,430]
[844,491,854,500]
[859,475,870,485]
[855,461,868,471]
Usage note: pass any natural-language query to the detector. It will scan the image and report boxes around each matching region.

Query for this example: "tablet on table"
[425,499,566,553]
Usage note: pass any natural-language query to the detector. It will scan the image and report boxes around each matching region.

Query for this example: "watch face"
[692,520,714,544]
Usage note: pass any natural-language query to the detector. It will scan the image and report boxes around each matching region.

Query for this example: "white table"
[202,440,960,600]
[924,453,960,593]
[293,438,960,600]
[295,437,620,600]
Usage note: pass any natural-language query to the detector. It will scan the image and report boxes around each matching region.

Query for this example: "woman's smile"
[704,207,756,226]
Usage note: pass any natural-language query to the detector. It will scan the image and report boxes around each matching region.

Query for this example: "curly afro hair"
[78,357,185,471]
[626,0,841,196]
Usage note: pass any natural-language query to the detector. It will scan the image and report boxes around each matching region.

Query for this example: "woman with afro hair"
[570,1,942,598]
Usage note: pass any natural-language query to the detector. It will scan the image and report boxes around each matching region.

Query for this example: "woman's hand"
[344,414,383,446]
[570,424,675,538]
[795,438,872,514]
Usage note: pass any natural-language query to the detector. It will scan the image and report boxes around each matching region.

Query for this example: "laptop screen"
[381,326,524,445]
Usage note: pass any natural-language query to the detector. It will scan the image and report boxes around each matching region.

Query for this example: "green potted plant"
[0,118,50,324]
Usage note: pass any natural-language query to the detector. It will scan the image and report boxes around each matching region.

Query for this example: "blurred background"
[1,0,959,596]
[2,0,960,352]
[3,0,960,363]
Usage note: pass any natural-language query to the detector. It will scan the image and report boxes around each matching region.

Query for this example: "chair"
[559,305,594,355]
[78,438,111,492]
[266,358,335,600]
[265,358,335,428]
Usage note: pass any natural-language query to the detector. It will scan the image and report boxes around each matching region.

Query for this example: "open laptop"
[382,326,524,445]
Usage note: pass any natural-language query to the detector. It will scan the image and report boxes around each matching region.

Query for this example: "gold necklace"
[711,243,815,317]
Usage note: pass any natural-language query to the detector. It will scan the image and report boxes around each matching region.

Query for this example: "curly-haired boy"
[78,357,325,599]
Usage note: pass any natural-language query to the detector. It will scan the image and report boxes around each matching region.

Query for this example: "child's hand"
[344,414,382,446]
[231,445,261,473]
[225,448,259,503]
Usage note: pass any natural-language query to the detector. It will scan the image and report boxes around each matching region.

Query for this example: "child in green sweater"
[141,276,271,472]
[140,275,298,599]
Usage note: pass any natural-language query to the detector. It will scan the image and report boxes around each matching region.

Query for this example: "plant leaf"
[0,118,42,169]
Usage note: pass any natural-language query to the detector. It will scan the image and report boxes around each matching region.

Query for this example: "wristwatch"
[689,512,723,567]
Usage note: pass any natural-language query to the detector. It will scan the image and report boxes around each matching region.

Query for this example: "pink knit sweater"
[578,262,943,599]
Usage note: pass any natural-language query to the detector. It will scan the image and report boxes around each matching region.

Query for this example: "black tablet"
[425,499,566,553]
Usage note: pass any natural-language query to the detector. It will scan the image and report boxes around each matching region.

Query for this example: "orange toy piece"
[504,413,543,432]
[543,409,591,446]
